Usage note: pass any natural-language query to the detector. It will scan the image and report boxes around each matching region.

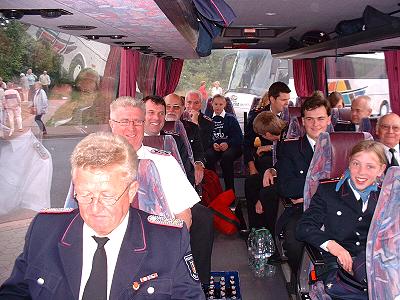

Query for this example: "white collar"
[347,179,361,200]
[383,143,399,153]
[213,110,226,118]
[83,209,129,239]
[306,135,316,151]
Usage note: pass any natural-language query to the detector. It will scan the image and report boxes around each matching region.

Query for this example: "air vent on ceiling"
[222,26,295,39]
[58,25,96,30]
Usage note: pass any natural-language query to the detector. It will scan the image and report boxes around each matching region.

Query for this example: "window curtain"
[137,54,157,97]
[165,59,184,95]
[119,49,140,97]
[155,58,167,96]
[315,58,327,96]
[293,59,314,98]
[384,51,400,115]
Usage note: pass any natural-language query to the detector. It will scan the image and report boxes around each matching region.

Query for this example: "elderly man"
[164,93,206,185]
[184,90,213,152]
[39,70,51,94]
[109,97,198,228]
[335,95,372,131]
[0,132,205,299]
[376,112,400,167]
[109,97,213,284]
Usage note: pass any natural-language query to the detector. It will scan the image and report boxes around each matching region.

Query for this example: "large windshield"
[227,49,274,96]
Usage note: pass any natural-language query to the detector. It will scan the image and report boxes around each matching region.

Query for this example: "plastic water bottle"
[248,228,276,277]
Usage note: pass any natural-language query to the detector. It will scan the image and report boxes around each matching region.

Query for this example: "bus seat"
[164,120,195,164]
[331,108,339,126]
[366,166,400,300]
[286,116,304,139]
[142,135,186,173]
[63,159,172,218]
[359,117,378,139]
[304,131,373,210]
[204,96,236,118]
[338,107,352,122]
[288,106,301,119]
[250,96,261,111]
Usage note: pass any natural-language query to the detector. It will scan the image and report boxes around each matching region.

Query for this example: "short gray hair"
[353,95,372,109]
[71,132,138,183]
[110,96,145,117]
[185,90,202,100]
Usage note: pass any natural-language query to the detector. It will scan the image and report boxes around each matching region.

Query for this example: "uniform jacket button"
[358,217,363,221]
[356,241,360,246]
[300,170,304,174]
[147,286,155,294]
[336,211,342,216]
[37,277,45,285]
[356,232,360,236]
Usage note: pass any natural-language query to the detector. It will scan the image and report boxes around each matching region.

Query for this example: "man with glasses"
[0,132,205,299]
[376,112,400,167]
[109,96,199,229]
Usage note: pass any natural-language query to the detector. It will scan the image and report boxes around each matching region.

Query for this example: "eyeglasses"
[166,105,182,111]
[380,124,400,132]
[74,182,132,206]
[111,119,144,127]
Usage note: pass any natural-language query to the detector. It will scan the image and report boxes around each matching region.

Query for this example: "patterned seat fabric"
[366,166,400,300]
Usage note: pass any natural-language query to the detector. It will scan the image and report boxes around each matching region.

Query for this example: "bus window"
[326,53,390,116]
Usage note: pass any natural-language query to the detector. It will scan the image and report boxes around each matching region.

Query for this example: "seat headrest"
[330,132,366,178]
[338,107,352,122]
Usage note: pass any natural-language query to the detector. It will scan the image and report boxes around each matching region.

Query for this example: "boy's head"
[253,111,287,141]
[212,94,226,115]
[301,94,331,141]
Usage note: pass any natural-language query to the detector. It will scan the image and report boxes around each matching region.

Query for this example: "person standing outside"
[32,82,48,135]
[210,81,223,97]
[26,68,37,101]
[39,70,51,94]
[2,82,23,136]
[19,73,29,102]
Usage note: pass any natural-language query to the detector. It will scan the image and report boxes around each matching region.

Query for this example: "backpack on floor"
[201,169,223,206]
[208,189,240,235]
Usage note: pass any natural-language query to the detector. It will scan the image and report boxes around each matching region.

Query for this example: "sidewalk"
[0,217,32,284]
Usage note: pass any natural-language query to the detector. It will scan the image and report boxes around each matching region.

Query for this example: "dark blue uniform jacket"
[0,208,205,300]
[296,181,379,263]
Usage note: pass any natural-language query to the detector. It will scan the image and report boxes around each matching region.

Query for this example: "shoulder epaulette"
[163,130,179,136]
[202,115,213,122]
[33,141,50,160]
[147,215,184,228]
[319,178,340,184]
[150,148,171,156]
[40,208,75,214]
[283,137,300,142]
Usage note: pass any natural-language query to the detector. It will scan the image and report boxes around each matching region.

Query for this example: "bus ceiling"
[1,0,399,60]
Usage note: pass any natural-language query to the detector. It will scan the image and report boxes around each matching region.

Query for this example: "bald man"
[376,112,400,167]
[335,96,372,132]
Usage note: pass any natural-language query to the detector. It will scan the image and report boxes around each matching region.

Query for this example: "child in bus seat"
[245,111,287,233]
[205,94,243,192]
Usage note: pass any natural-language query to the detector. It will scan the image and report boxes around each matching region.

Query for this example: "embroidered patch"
[184,253,199,281]
[147,215,183,228]
[140,273,158,283]
[40,208,75,214]
[150,148,171,156]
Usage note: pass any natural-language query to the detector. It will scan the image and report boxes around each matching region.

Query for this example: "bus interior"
[0,0,399,299]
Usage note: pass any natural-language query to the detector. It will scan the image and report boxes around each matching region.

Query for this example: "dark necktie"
[389,148,399,167]
[82,236,109,300]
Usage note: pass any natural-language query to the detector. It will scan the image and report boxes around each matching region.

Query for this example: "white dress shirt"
[0,130,52,215]
[79,211,129,300]
[383,144,399,164]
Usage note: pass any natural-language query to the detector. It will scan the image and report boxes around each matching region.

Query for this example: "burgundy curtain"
[165,59,184,95]
[155,58,167,96]
[315,58,326,95]
[293,59,314,98]
[384,51,400,115]
[119,49,140,97]
[137,54,157,97]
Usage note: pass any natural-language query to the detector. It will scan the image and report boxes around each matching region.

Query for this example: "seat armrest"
[305,244,324,266]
